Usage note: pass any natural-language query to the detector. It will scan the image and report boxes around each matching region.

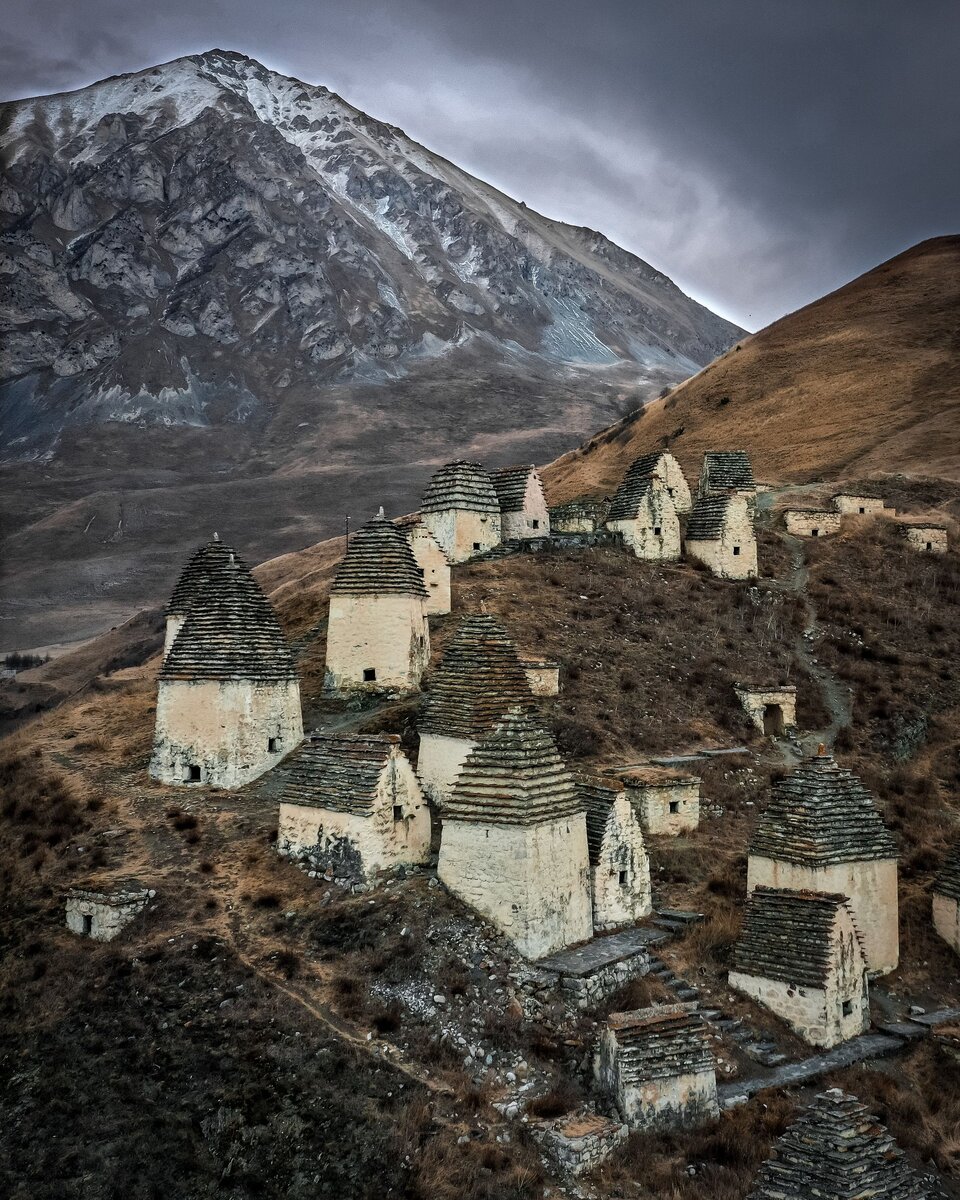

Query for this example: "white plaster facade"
[422,508,501,563]
[500,472,550,541]
[607,482,681,561]
[66,885,153,941]
[325,593,429,694]
[437,815,593,959]
[653,452,692,514]
[784,510,842,538]
[150,679,303,789]
[416,732,475,808]
[163,614,185,659]
[735,685,798,735]
[833,494,888,516]
[903,525,948,554]
[522,660,560,696]
[747,856,899,976]
[685,495,757,580]
[405,525,451,614]
[590,795,652,929]
[933,893,960,955]
[619,773,700,836]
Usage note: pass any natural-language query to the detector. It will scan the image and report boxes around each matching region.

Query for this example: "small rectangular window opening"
[618,870,628,886]
[812,528,820,537]
[363,667,377,682]
[733,546,741,556]
[859,507,866,514]
[393,805,403,822]
[669,800,680,814]
[532,519,540,529]
[82,914,93,935]
[188,764,201,782]
[926,542,933,551]
[268,737,279,753]
[473,541,481,551]
[654,526,661,537]
[842,999,853,1017]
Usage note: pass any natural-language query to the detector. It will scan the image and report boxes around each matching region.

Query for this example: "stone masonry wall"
[501,475,550,541]
[163,614,185,659]
[325,593,429,693]
[65,893,152,941]
[904,526,948,554]
[834,495,888,516]
[594,1035,718,1131]
[784,510,842,538]
[407,527,451,615]
[735,687,798,733]
[530,1114,628,1176]
[625,779,700,836]
[685,497,757,580]
[416,732,475,808]
[934,893,960,955]
[591,796,652,929]
[523,663,560,696]
[422,508,501,563]
[607,485,681,562]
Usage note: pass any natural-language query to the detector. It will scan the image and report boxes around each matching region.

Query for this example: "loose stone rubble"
[65,878,155,941]
[529,1112,629,1177]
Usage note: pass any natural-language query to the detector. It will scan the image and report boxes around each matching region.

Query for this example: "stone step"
[655,909,705,925]
[878,1021,929,1040]
[650,917,690,934]
[675,987,700,1002]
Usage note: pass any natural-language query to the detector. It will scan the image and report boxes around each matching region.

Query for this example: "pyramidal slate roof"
[445,709,582,825]
[420,614,535,738]
[731,887,865,989]
[747,1088,949,1199]
[934,841,960,902]
[421,461,500,514]
[702,450,755,492]
[685,494,737,541]
[331,511,428,598]
[750,751,897,866]
[279,734,403,816]
[606,1003,714,1082]
[161,539,297,683]
[577,773,626,864]
[491,464,541,513]
[608,456,667,521]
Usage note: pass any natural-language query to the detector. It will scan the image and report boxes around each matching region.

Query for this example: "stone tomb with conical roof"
[747,750,899,974]
[277,734,430,884]
[746,1087,949,1199]
[684,492,758,579]
[606,455,681,561]
[491,464,550,541]
[729,887,869,1048]
[396,517,451,615]
[578,774,651,930]
[420,460,502,562]
[150,537,303,789]
[324,510,430,694]
[933,840,960,956]
[437,709,593,959]
[417,613,535,807]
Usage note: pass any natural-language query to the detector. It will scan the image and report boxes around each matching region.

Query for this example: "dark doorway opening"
[363,667,377,682]
[763,704,785,736]
[188,764,201,782]
[82,914,93,935]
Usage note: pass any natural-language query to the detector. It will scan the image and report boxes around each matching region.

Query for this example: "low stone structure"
[530,1112,628,1177]
[783,509,842,538]
[398,517,451,615]
[277,733,430,884]
[491,464,550,541]
[735,684,798,735]
[832,493,888,516]
[438,709,593,959]
[902,523,949,554]
[747,750,899,975]
[66,879,154,941]
[684,493,758,579]
[549,498,609,533]
[420,460,501,561]
[150,537,303,790]
[525,927,666,1008]
[612,766,700,835]
[746,1087,949,1199]
[729,888,869,1048]
[579,774,652,929]
[698,450,756,499]
[606,464,681,561]
[520,657,560,696]
[594,1003,718,1131]
[933,841,960,956]
[416,613,534,807]
[325,510,430,694]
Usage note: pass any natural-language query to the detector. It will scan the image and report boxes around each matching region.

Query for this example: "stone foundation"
[530,1113,628,1176]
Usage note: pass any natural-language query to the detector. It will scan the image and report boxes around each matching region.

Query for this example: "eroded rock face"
[0,49,743,454]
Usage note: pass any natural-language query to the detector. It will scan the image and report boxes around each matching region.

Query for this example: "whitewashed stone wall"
[522,662,560,696]
[552,512,597,533]
[591,795,652,929]
[623,778,700,836]
[735,686,798,734]
[834,495,888,516]
[416,732,475,807]
[933,893,960,955]
[150,678,303,789]
[422,508,501,562]
[438,815,593,959]
[784,510,842,538]
[501,475,550,541]
[904,526,948,554]
[66,889,153,941]
[594,1042,718,1131]
[607,484,681,561]
[163,614,185,659]
[325,593,429,693]
[685,496,757,579]
[657,453,692,514]
[747,855,899,975]
[406,526,451,614]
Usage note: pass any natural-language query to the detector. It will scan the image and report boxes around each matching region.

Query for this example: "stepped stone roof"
[445,709,582,826]
[419,614,535,739]
[685,494,738,541]
[331,511,428,598]
[160,539,297,684]
[934,842,960,902]
[608,458,664,521]
[605,1003,714,1082]
[491,464,541,513]
[702,450,755,492]
[747,1087,949,1199]
[750,751,897,866]
[732,887,865,989]
[421,461,500,514]
[577,774,626,864]
[279,733,402,816]
[67,877,150,903]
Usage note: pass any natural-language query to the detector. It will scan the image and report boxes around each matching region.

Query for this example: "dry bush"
[527,1078,582,1118]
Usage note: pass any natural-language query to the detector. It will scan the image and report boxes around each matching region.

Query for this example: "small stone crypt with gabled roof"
[438,708,593,959]
[611,765,700,836]
[594,1003,718,1131]
[416,612,535,807]
[747,749,899,975]
[150,536,303,789]
[578,774,651,929]
[932,839,960,956]
[621,450,691,513]
[729,887,869,1048]
[491,463,550,541]
[698,449,756,498]
[606,457,681,561]
[66,878,155,942]
[684,493,758,579]
[420,460,502,562]
[277,733,430,885]
[325,509,430,695]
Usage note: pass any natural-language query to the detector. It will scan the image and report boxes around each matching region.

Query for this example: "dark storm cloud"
[4,0,958,328]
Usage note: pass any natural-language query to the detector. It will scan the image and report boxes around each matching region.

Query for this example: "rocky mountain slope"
[544,236,960,501]
[0,48,743,650]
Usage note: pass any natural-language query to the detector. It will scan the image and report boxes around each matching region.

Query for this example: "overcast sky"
[3,0,958,329]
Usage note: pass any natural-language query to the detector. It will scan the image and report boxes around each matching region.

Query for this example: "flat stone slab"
[536,927,667,977]
[908,1007,960,1027]
[879,1021,929,1039]
[649,747,750,765]
[718,1032,905,1103]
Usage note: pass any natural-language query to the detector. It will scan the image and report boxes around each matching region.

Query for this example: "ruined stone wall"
[834,495,887,516]
[784,510,842,538]
[523,663,560,696]
[607,487,681,562]
[325,593,429,693]
[933,893,960,955]
[591,797,652,929]
[438,815,593,959]
[422,508,501,563]
[624,780,700,836]
[150,678,303,789]
[407,527,451,614]
[163,614,185,659]
[594,1038,718,1131]
[530,1115,628,1176]
[416,732,475,807]
[65,894,151,942]
[685,498,757,580]
[501,476,550,541]
[552,514,597,533]
[747,855,899,975]
[735,687,798,733]
[904,526,948,554]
